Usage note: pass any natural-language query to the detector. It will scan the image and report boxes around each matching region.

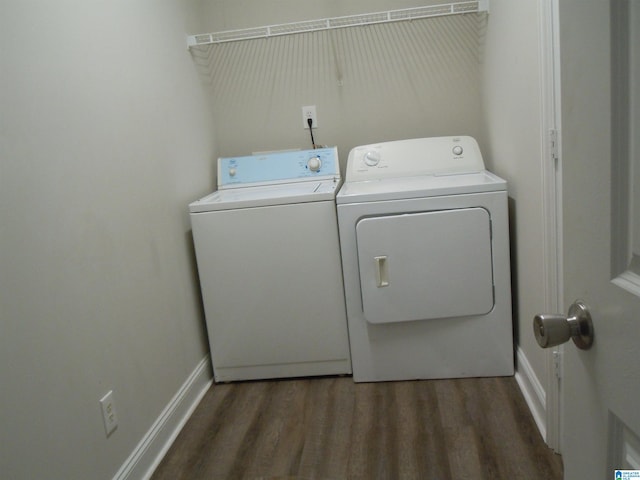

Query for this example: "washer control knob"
[307,156,322,172]
[363,150,381,166]
[229,167,237,177]
[452,145,464,156]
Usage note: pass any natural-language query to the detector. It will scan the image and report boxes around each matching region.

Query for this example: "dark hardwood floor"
[151,376,562,480]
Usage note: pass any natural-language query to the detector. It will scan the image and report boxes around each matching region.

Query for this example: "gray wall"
[195,0,467,32]
[0,1,215,478]
[481,0,549,395]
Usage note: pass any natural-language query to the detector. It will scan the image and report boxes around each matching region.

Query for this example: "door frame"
[539,0,563,453]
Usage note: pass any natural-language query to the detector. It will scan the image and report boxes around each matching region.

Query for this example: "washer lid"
[336,170,505,204]
[189,179,341,212]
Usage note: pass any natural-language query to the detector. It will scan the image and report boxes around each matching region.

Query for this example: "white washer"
[337,136,514,382]
[189,147,351,382]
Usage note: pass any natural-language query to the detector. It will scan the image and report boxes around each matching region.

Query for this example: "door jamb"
[539,0,563,454]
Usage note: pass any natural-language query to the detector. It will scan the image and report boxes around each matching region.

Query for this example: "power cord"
[307,117,317,149]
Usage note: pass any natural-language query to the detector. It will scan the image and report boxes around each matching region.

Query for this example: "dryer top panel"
[336,170,505,204]
[344,136,484,182]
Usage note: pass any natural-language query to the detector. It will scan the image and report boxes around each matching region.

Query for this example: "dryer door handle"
[374,256,389,287]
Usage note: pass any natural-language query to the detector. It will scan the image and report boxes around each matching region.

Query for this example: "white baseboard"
[514,346,547,441]
[113,356,213,480]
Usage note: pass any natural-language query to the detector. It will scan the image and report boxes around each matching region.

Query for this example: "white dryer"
[189,148,351,382]
[336,136,514,382]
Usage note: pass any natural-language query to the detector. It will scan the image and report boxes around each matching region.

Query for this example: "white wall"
[190,0,486,169]
[481,0,550,426]
[195,0,463,32]
[0,1,215,478]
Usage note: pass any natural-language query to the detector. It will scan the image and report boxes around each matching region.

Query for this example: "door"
[557,0,640,477]
[355,208,494,324]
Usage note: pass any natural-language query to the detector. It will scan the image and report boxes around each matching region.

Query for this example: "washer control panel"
[218,147,340,188]
[345,136,485,182]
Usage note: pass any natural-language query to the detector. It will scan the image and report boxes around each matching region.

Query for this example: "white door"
[355,208,494,324]
[554,1,640,478]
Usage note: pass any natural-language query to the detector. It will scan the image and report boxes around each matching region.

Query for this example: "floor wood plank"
[151,376,562,480]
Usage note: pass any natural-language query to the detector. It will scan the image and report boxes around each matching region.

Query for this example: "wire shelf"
[187,1,488,47]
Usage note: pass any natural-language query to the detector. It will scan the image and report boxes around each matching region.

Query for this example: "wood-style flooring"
[151,376,562,480]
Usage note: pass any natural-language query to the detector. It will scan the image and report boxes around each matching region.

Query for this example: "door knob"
[533,300,594,350]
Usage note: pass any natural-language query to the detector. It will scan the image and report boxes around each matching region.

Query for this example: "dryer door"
[356,207,494,324]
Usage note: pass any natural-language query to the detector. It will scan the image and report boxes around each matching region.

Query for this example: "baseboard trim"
[514,346,547,441]
[113,355,213,480]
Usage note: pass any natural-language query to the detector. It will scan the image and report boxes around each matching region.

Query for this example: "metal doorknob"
[533,300,594,350]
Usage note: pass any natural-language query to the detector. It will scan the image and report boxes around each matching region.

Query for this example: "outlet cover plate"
[100,390,118,437]
[302,105,318,129]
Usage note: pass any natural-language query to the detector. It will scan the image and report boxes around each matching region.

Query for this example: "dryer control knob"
[307,156,322,172]
[229,167,237,177]
[452,145,463,156]
[363,150,381,166]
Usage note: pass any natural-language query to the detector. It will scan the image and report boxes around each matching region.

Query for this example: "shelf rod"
[187,1,488,48]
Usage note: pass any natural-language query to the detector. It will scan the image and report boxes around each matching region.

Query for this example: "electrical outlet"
[100,390,118,437]
[302,105,318,129]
